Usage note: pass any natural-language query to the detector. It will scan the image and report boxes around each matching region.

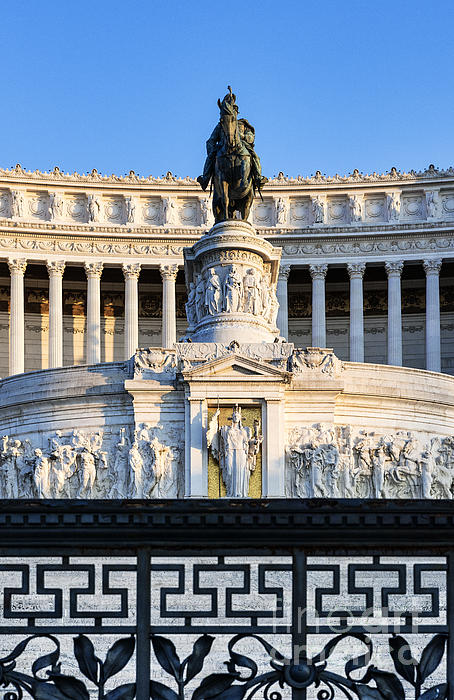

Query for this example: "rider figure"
[197,88,267,192]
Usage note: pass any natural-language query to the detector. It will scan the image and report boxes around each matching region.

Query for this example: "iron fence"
[0,499,451,700]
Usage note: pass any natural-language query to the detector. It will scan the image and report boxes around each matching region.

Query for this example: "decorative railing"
[0,499,452,700]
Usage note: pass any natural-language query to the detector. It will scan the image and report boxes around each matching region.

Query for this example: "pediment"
[182,353,289,381]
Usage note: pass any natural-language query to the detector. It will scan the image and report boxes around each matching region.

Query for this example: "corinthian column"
[7,258,27,375]
[84,262,103,365]
[423,258,442,372]
[122,263,141,359]
[385,260,403,366]
[309,264,328,347]
[276,265,291,339]
[347,262,366,362]
[46,260,66,368]
[160,264,178,347]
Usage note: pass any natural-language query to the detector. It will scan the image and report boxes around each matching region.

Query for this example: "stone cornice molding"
[385,260,404,276]
[159,263,179,281]
[84,261,104,279]
[122,262,141,280]
[347,262,366,279]
[46,259,66,277]
[309,263,328,280]
[7,257,27,275]
[1,162,454,186]
[0,228,453,267]
[423,258,443,274]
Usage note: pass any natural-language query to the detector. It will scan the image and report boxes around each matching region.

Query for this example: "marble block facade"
[0,165,453,500]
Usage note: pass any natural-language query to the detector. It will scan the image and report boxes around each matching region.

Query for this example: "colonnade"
[277,257,444,372]
[3,256,447,376]
[5,259,179,375]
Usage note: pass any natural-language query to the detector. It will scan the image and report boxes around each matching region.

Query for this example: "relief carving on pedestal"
[0,425,183,499]
[286,425,454,499]
[186,264,278,328]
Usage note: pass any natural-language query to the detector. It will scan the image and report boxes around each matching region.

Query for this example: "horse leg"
[221,180,229,220]
[242,188,254,221]
[212,189,221,224]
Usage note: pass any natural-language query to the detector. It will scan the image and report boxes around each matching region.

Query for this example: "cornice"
[0,499,453,549]
[0,219,453,264]
[1,162,454,188]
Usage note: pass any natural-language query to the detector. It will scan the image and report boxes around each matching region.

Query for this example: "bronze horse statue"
[211,87,261,223]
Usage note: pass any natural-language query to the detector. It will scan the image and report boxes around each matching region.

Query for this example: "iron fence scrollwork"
[0,501,450,700]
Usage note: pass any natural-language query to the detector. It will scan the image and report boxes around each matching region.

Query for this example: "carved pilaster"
[277,264,291,281]
[309,264,328,280]
[347,262,365,362]
[347,262,366,279]
[385,260,404,277]
[46,260,65,368]
[8,258,27,375]
[423,258,442,275]
[123,263,141,360]
[46,260,66,277]
[159,263,179,281]
[385,261,403,366]
[160,264,178,347]
[84,262,103,364]
[7,258,27,276]
[122,262,141,280]
[84,261,104,279]
[276,265,291,339]
[423,259,442,372]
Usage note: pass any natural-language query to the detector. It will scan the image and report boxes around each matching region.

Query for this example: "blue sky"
[2,0,454,179]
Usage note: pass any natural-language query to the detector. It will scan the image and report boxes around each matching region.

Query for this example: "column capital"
[385,260,404,277]
[159,263,179,281]
[423,258,442,275]
[309,263,328,280]
[84,261,104,279]
[46,259,66,277]
[347,262,366,279]
[277,264,291,281]
[7,258,27,275]
[122,262,141,280]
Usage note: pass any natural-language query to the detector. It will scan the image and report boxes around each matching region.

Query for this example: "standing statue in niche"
[11,190,24,218]
[195,274,206,321]
[243,268,261,315]
[426,191,439,218]
[125,196,136,223]
[49,192,64,220]
[260,271,272,320]
[197,86,267,223]
[207,405,262,498]
[162,197,178,226]
[223,265,243,313]
[185,281,198,326]
[87,194,101,222]
[200,198,213,227]
[387,192,401,221]
[348,195,362,222]
[311,196,325,224]
[205,268,222,314]
[276,197,287,225]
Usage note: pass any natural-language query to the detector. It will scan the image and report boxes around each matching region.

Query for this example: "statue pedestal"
[183,220,282,344]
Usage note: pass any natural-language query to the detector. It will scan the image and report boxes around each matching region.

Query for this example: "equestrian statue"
[197,87,267,224]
